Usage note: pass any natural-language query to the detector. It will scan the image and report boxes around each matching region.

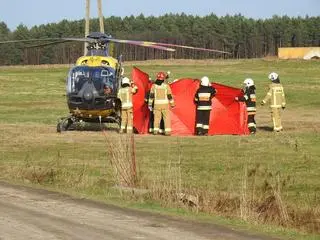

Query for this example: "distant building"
[278,47,320,60]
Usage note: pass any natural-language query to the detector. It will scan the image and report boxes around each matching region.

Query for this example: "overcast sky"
[1,0,319,30]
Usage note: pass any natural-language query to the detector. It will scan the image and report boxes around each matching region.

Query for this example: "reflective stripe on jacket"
[238,86,256,113]
[118,86,137,109]
[148,83,174,107]
[194,85,216,110]
[262,83,286,108]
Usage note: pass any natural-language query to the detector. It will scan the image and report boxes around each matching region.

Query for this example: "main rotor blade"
[150,42,231,54]
[25,40,71,48]
[0,38,62,44]
[61,37,96,43]
[110,39,230,54]
[0,35,230,54]
[0,37,95,45]
[110,39,176,52]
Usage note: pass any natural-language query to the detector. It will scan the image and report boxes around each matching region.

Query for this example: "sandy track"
[0,182,279,240]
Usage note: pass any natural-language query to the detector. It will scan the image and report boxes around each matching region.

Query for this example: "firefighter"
[235,78,257,134]
[117,77,138,133]
[148,72,175,135]
[261,72,286,132]
[144,88,154,133]
[194,76,217,136]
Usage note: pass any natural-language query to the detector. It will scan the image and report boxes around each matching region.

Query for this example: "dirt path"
[0,182,281,240]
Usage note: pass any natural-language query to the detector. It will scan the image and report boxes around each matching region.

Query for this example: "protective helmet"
[122,77,130,85]
[200,76,210,86]
[268,72,279,81]
[243,78,254,87]
[156,72,166,81]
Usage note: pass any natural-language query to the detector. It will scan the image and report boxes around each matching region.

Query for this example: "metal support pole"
[84,0,90,55]
[97,0,105,33]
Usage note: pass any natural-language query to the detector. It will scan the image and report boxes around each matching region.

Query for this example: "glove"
[260,101,265,106]
[235,97,239,101]
[148,106,153,111]
[282,106,286,110]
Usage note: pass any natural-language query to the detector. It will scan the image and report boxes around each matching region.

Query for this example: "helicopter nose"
[83,90,93,101]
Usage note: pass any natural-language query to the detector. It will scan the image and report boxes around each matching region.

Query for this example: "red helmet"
[156,72,166,81]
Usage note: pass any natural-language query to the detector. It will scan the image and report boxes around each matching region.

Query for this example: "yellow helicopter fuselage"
[75,55,119,68]
[70,108,114,119]
[66,55,122,121]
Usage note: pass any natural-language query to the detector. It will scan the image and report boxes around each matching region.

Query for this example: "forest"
[0,14,319,65]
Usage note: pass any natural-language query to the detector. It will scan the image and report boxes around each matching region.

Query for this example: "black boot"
[249,127,256,134]
[196,127,203,135]
[203,129,208,136]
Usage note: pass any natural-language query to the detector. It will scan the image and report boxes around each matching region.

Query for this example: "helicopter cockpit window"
[67,68,89,93]
[67,66,116,95]
[91,68,115,93]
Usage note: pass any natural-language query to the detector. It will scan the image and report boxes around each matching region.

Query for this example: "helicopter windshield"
[67,66,116,94]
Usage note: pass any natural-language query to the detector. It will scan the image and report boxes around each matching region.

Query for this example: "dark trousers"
[196,110,211,135]
[248,114,256,133]
[149,111,154,133]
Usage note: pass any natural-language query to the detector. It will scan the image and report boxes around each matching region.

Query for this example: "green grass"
[0,59,319,239]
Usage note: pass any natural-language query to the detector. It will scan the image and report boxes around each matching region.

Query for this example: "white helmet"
[268,72,279,81]
[122,77,130,85]
[200,76,210,86]
[243,78,254,87]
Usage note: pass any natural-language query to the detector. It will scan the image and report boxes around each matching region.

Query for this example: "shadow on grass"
[68,123,120,133]
[257,126,274,132]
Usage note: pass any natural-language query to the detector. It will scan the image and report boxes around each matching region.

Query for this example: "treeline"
[0,14,319,65]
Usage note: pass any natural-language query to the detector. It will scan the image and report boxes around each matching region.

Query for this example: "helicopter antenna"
[84,0,90,55]
[97,0,105,33]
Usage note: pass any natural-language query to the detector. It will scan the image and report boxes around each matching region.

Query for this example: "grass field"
[0,59,319,239]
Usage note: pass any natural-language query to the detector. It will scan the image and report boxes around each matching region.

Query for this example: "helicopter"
[55,31,179,132]
[0,1,231,133]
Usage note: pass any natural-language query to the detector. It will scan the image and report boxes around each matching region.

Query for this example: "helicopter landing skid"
[56,116,75,133]
[102,115,121,131]
[56,114,121,133]
[104,115,121,124]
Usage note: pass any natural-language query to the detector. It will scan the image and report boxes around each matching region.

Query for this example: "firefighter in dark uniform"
[194,76,217,136]
[145,88,154,133]
[235,78,257,134]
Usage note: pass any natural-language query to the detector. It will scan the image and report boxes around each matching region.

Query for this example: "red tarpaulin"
[132,67,151,134]
[132,67,249,135]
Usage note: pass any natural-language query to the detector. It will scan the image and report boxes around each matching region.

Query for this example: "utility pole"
[84,0,105,55]
[84,0,90,55]
[97,0,105,33]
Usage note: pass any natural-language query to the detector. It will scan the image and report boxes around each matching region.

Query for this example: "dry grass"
[137,161,319,234]
[1,104,319,234]
[103,131,137,187]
